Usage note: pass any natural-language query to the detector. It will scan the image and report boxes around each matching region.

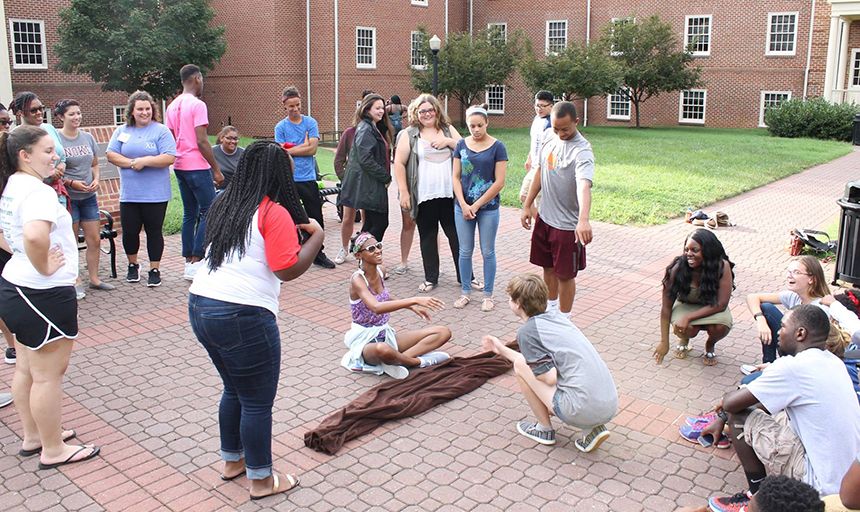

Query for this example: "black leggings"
[416,197,463,284]
[295,180,325,253]
[362,209,389,243]
[120,202,168,262]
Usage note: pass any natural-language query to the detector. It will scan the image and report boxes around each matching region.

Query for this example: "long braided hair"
[205,140,308,271]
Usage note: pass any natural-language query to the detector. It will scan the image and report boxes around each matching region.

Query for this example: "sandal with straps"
[250,472,301,500]
[481,297,495,312]
[454,295,471,309]
[703,352,718,366]
[674,344,692,359]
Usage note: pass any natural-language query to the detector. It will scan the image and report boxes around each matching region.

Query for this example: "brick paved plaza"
[0,150,857,511]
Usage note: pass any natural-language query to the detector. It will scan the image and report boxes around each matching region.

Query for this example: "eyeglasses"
[535,103,552,109]
[0,120,11,126]
[418,109,436,116]
[786,270,810,277]
[29,106,45,114]
[223,136,239,141]
[358,241,383,253]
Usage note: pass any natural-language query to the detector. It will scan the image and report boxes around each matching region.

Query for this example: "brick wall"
[80,126,122,231]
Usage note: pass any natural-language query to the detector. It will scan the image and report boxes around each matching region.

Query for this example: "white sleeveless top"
[416,138,453,204]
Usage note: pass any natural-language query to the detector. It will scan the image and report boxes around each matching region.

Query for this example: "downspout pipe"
[803,0,817,99]
[306,0,312,116]
[334,0,339,131]
[583,0,591,127]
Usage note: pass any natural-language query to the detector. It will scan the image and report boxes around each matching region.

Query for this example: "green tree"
[600,15,703,127]
[519,39,621,102]
[55,0,227,101]
[411,27,523,123]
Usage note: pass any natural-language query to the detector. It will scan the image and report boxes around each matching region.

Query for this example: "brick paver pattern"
[1,149,857,511]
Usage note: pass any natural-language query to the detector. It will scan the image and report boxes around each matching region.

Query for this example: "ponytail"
[0,125,49,191]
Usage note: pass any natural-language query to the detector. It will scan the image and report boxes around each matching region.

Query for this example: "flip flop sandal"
[20,429,77,456]
[471,278,484,291]
[250,473,300,500]
[393,265,408,275]
[220,469,246,481]
[38,445,100,470]
[454,295,471,309]
[703,352,718,366]
[418,281,437,293]
[481,298,495,312]
[673,345,692,359]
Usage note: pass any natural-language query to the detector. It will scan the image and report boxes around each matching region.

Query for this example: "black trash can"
[853,114,860,146]
[834,181,860,285]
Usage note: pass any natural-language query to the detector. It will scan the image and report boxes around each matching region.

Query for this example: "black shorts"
[0,250,11,274]
[0,277,77,349]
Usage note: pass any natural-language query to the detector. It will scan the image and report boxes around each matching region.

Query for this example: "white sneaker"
[184,261,202,281]
[418,351,450,368]
[334,247,348,265]
[740,364,758,376]
[380,363,409,379]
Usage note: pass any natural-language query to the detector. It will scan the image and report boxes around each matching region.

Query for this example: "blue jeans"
[70,194,100,223]
[188,294,280,480]
[175,170,216,259]
[760,302,783,364]
[453,204,499,295]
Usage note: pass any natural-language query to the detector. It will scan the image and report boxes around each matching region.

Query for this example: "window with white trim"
[356,27,376,69]
[610,17,634,56]
[411,0,428,5]
[685,15,711,56]
[41,109,51,125]
[851,49,860,88]
[679,90,706,124]
[488,23,507,45]
[113,106,127,126]
[546,21,567,54]
[607,89,631,120]
[9,19,48,69]
[411,31,426,69]
[767,12,798,56]
[759,91,791,127]
[485,85,505,114]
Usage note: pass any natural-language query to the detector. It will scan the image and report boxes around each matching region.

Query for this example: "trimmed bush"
[765,96,859,142]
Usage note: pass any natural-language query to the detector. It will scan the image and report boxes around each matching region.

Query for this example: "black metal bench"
[76,210,118,279]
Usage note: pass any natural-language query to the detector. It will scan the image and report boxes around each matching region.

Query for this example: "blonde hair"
[506,274,548,317]
[408,94,451,131]
[794,255,830,299]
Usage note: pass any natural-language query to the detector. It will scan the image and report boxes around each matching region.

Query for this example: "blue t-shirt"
[107,122,177,203]
[453,138,508,210]
[274,115,319,183]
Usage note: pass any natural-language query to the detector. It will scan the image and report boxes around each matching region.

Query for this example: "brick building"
[3,0,860,135]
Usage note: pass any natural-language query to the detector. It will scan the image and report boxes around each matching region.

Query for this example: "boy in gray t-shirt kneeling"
[482,274,618,452]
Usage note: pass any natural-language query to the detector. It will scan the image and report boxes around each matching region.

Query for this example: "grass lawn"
[164,128,850,234]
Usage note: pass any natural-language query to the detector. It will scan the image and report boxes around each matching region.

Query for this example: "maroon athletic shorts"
[529,214,586,280]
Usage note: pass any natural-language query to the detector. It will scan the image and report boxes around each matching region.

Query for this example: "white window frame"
[678,89,707,124]
[485,85,505,114]
[411,31,427,69]
[41,109,51,125]
[545,20,567,55]
[411,0,428,5]
[606,89,631,121]
[113,106,127,126]
[766,12,798,56]
[488,23,507,44]
[610,17,635,56]
[851,49,860,89]
[9,19,48,70]
[356,27,377,69]
[685,15,711,57]
[759,91,791,128]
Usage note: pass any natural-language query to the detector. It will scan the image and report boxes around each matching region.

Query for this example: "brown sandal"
[673,344,691,359]
[703,352,718,366]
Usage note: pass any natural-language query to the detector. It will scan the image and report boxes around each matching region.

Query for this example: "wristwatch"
[717,409,728,421]
[753,312,764,320]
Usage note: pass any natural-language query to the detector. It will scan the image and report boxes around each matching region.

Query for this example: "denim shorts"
[552,389,573,425]
[70,194,100,223]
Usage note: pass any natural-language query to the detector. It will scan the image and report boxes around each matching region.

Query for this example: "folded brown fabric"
[304,349,513,455]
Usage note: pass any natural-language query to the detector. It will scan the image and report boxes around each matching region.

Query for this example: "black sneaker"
[4,347,15,364]
[147,269,162,287]
[126,263,140,282]
[516,420,556,445]
[313,252,336,269]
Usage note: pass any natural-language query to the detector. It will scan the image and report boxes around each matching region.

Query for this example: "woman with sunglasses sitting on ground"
[342,231,452,380]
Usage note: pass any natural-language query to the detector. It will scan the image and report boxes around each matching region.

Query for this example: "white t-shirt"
[190,197,300,316]
[831,301,860,335]
[529,114,549,166]
[747,348,860,495]
[778,290,829,318]
[0,174,78,289]
[416,139,454,204]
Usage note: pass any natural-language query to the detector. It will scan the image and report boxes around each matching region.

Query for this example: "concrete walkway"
[0,149,856,511]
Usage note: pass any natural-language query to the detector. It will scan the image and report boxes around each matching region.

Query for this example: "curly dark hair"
[752,475,823,512]
[204,141,308,271]
[663,229,735,306]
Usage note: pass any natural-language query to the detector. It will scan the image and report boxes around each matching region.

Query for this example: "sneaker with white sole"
[184,261,202,281]
[380,363,409,379]
[147,269,162,287]
[418,351,450,368]
[575,424,610,452]
[5,347,15,364]
[0,393,12,408]
[334,247,348,265]
[740,363,759,375]
[708,490,751,512]
[126,264,140,283]
[516,420,556,445]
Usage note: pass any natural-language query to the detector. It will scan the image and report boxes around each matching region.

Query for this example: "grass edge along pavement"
[162,128,850,234]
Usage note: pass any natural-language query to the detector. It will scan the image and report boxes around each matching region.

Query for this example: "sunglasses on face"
[29,106,45,114]
[0,120,11,126]
[358,242,383,253]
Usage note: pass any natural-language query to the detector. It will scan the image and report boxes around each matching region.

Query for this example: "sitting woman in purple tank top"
[341,231,453,380]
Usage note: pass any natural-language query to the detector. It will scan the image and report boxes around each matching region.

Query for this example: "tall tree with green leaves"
[410,26,523,124]
[519,39,621,103]
[55,0,227,101]
[600,15,703,128]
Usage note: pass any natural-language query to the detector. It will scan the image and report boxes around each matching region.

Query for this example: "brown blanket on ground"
[304,350,513,455]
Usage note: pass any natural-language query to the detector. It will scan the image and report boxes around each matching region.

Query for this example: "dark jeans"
[175,170,216,259]
[362,209,389,242]
[119,201,168,262]
[188,294,280,480]
[760,302,783,364]
[295,180,325,254]
[416,197,464,285]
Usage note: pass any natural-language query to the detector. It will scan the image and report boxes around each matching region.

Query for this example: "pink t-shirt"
[165,93,210,170]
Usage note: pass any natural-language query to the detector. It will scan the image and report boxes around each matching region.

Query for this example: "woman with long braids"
[188,141,322,500]
[656,229,735,366]
[338,93,394,242]
[0,125,100,469]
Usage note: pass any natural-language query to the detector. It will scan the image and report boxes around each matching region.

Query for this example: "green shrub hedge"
[765,96,859,142]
